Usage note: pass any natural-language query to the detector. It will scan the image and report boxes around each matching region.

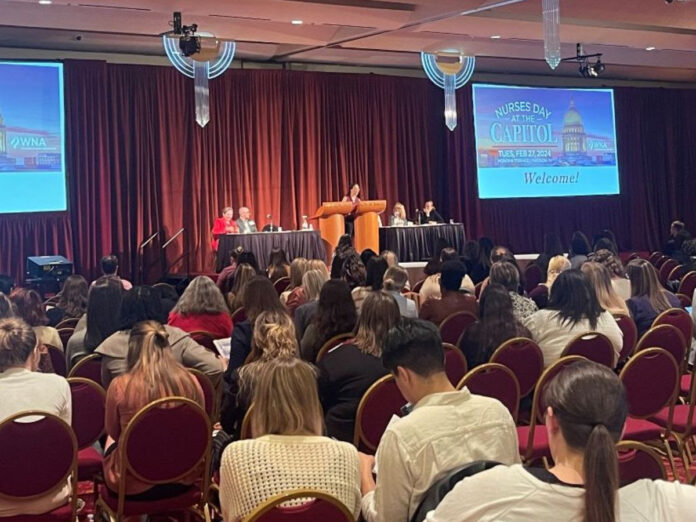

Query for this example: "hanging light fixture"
[421,51,475,131]
[542,0,561,70]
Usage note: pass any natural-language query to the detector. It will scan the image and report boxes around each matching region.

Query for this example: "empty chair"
[67,353,103,386]
[442,343,468,386]
[457,363,520,423]
[490,337,544,398]
[246,490,354,522]
[668,265,687,283]
[561,332,615,367]
[635,324,687,372]
[68,377,106,482]
[439,311,477,345]
[652,308,693,353]
[353,375,407,454]
[677,271,696,298]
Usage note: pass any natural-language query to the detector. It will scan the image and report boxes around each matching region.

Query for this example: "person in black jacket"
[417,200,444,224]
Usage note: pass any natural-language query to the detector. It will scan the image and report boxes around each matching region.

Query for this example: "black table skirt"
[215,231,326,272]
[379,224,466,262]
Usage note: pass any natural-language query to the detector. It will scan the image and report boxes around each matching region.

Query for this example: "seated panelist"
[389,202,408,226]
[211,206,238,251]
[236,207,258,234]
[418,200,444,224]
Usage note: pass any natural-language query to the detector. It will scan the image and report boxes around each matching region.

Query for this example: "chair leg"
[661,437,680,481]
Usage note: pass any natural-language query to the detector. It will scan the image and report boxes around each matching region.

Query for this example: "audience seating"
[189,368,218,421]
[315,333,354,364]
[68,377,106,483]
[654,255,670,269]
[635,324,687,372]
[240,404,254,440]
[43,295,60,307]
[412,279,425,294]
[273,277,291,295]
[46,343,67,377]
[677,271,696,298]
[490,337,544,399]
[152,282,177,294]
[439,311,477,345]
[560,332,615,367]
[0,411,78,521]
[668,264,687,283]
[652,308,693,354]
[659,259,679,286]
[409,461,501,522]
[457,363,520,423]
[616,441,669,485]
[442,343,468,386]
[627,252,642,262]
[474,282,483,299]
[648,252,663,265]
[189,330,221,354]
[231,307,247,323]
[353,375,406,454]
[57,327,75,349]
[67,353,103,386]
[245,489,354,522]
[516,355,586,462]
[56,317,80,330]
[523,264,542,294]
[676,293,692,307]
[613,315,638,366]
[95,397,212,522]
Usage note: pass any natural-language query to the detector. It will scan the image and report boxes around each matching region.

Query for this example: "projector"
[179,34,201,57]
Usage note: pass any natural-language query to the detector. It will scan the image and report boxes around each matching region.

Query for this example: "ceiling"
[2,0,696,82]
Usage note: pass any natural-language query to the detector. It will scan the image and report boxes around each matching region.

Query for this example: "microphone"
[266,214,274,232]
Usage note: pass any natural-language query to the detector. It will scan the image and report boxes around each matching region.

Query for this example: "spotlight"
[562,43,605,79]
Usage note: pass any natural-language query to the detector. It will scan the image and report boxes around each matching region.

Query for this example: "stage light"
[38,0,52,4]
[490,35,501,39]
[291,20,304,25]
[645,46,656,51]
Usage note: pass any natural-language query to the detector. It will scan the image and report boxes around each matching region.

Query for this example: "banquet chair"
[616,441,668,485]
[439,311,477,345]
[189,368,218,421]
[560,332,615,367]
[0,411,78,521]
[627,252,642,262]
[516,355,586,462]
[55,317,80,330]
[474,282,483,299]
[523,264,542,294]
[273,277,291,295]
[57,327,75,349]
[668,264,687,283]
[654,255,670,269]
[635,324,687,373]
[676,293,692,307]
[240,403,255,440]
[490,337,544,399]
[315,333,354,364]
[68,377,106,483]
[245,489,354,522]
[412,279,426,294]
[659,259,679,286]
[457,363,520,423]
[353,375,407,454]
[652,308,693,353]
[442,343,468,386]
[231,307,247,323]
[677,271,696,298]
[648,251,663,265]
[95,397,212,522]
[189,330,221,354]
[613,315,638,367]
[68,353,103,386]
[46,343,67,377]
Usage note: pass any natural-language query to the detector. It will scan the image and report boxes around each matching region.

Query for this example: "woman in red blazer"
[212,206,239,251]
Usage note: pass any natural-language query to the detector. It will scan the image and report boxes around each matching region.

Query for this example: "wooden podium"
[354,200,386,254]
[312,201,354,260]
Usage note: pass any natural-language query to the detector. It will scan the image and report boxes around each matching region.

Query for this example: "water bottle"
[301,215,309,230]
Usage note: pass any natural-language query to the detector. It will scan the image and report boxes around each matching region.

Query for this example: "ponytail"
[583,424,619,522]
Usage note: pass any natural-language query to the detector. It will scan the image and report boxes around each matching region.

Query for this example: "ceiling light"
[38,0,52,4]
[490,35,501,39]
[291,20,303,25]
[645,46,656,51]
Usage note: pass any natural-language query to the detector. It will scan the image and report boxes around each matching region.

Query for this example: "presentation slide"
[0,61,66,213]
[472,83,619,199]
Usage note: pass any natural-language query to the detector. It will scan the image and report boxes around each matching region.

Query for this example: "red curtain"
[2,62,696,283]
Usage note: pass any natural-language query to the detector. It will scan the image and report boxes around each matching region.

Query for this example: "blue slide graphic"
[0,62,66,213]
[472,83,620,199]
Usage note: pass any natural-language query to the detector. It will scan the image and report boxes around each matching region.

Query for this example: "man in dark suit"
[236,207,258,234]
[418,200,444,224]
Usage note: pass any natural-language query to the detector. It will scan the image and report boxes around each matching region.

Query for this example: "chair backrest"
[412,279,426,294]
[619,348,679,419]
[627,252,641,262]
[560,332,615,367]
[474,282,483,299]
[410,461,501,522]
[676,293,692,307]
[523,264,542,294]
[613,315,638,364]
[315,333,354,364]
[457,363,520,423]
[240,403,254,440]
[45,343,67,377]
[56,317,80,330]
[654,255,669,269]
[668,265,687,283]
[616,441,668,485]
[188,368,217,419]
[0,411,77,508]
[439,311,477,345]
[490,337,544,397]
[652,308,692,351]
[189,330,221,354]
[273,277,291,295]
[659,259,679,285]
[246,489,354,522]
[68,377,106,449]
[678,271,696,298]
[648,252,662,265]
[635,324,687,371]
[353,375,406,454]
[67,353,103,386]
[442,343,468,386]
[57,327,75,349]
[231,307,247,323]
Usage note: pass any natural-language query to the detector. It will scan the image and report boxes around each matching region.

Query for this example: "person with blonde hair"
[383,265,417,318]
[626,258,681,337]
[280,257,308,304]
[220,358,361,521]
[528,255,571,309]
[103,320,204,497]
[294,269,330,340]
[307,258,330,278]
[168,275,232,339]
[226,263,256,312]
[390,202,408,226]
[581,262,629,316]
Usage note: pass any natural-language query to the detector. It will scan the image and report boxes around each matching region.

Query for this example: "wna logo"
[10,136,47,148]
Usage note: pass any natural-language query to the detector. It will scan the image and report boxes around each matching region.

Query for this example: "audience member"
[489,261,538,321]
[360,248,378,267]
[423,238,450,276]
[568,231,591,269]
[383,266,417,318]
[293,269,329,340]
[280,257,308,304]
[99,254,132,290]
[266,248,290,282]
[469,237,494,284]
[66,277,122,370]
[226,263,256,312]
[626,259,681,337]
[0,318,72,517]
[664,220,689,257]
[420,248,475,300]
[167,275,232,339]
[419,261,478,325]
[381,250,399,268]
[418,200,444,224]
[319,292,398,441]
[220,358,361,521]
[425,361,696,521]
[10,287,63,351]
[0,274,14,296]
[595,229,619,253]
[96,287,222,388]
[0,292,14,319]
[533,233,565,283]
[489,246,526,293]
[524,270,622,367]
[301,280,357,362]
[237,251,260,274]
[528,255,571,309]
[592,249,631,300]
[352,257,388,313]
[216,246,244,295]
[359,318,519,522]
[307,258,330,278]
[341,251,367,290]
[459,284,532,368]
[103,320,204,497]
[286,262,321,316]
[581,262,629,316]
[46,274,88,326]
[593,236,618,256]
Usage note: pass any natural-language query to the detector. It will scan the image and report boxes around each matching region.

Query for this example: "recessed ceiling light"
[490,35,501,39]
[38,0,52,4]
[645,46,656,51]
[291,20,303,25]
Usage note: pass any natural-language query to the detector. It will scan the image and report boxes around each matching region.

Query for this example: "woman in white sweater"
[524,270,622,367]
[219,357,361,521]
[426,361,696,522]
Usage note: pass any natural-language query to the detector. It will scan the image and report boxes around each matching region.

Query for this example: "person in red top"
[168,276,233,339]
[212,206,239,251]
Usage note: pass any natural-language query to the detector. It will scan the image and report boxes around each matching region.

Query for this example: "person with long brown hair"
[226,263,256,312]
[424,361,696,521]
[626,258,681,337]
[103,320,204,498]
[219,358,361,521]
[47,274,88,326]
[593,248,631,300]
[318,291,399,441]
[279,257,308,304]
[581,262,629,316]
[10,287,63,351]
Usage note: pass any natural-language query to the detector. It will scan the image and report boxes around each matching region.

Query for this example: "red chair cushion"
[680,374,691,395]
[98,484,201,517]
[0,502,74,521]
[516,425,550,460]
[621,418,664,442]
[77,446,103,481]
[650,405,695,435]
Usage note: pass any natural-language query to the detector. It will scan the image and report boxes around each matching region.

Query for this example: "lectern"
[354,200,386,254]
[312,201,354,260]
